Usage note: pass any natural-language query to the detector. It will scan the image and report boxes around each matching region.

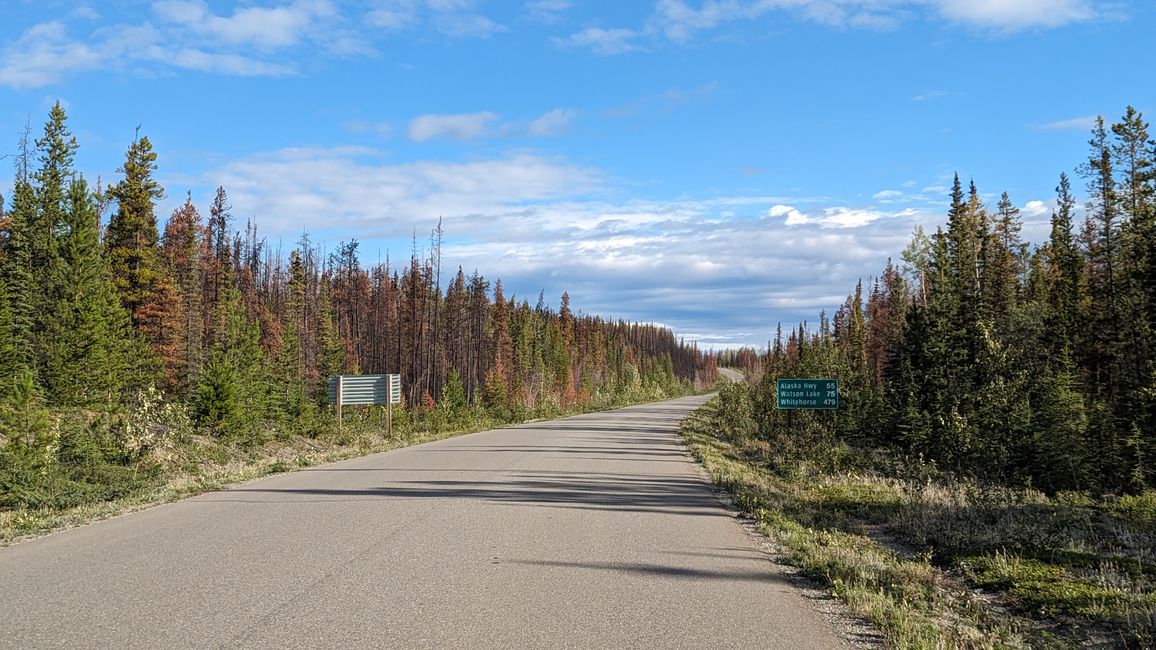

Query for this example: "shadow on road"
[208,471,726,517]
[509,559,793,585]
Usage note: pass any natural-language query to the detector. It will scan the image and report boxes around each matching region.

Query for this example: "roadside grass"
[1,385,698,547]
[681,399,1156,649]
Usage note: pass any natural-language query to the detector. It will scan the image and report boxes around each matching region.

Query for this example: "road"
[717,367,744,383]
[0,395,847,649]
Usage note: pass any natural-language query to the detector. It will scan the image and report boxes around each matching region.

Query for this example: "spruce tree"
[160,195,205,393]
[104,133,175,386]
[0,281,18,383]
[30,102,76,293]
[275,249,308,413]
[1079,117,1122,400]
[983,192,1025,332]
[105,133,166,325]
[1044,173,1086,356]
[0,126,37,380]
[40,177,136,405]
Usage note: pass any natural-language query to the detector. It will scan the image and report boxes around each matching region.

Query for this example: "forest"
[0,103,714,516]
[701,107,1156,646]
[719,107,1155,495]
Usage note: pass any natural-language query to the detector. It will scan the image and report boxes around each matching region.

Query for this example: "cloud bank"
[185,145,998,348]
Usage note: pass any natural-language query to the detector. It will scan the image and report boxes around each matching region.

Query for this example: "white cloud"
[70,5,101,20]
[934,0,1097,30]
[526,0,573,22]
[652,0,740,43]
[527,108,579,137]
[408,112,498,141]
[0,22,105,89]
[366,0,421,30]
[404,109,581,141]
[152,0,336,51]
[435,14,507,38]
[182,146,940,348]
[365,1,505,38]
[768,204,807,223]
[1036,115,1098,130]
[771,203,896,229]
[201,147,602,236]
[648,0,917,40]
[570,0,1107,54]
[1021,199,1050,218]
[555,27,644,55]
[0,2,345,88]
[164,48,297,76]
[874,190,903,200]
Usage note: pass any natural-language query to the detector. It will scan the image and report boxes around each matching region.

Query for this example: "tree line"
[0,103,715,446]
[721,106,1155,495]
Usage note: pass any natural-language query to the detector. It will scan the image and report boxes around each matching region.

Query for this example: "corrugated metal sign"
[327,375,402,405]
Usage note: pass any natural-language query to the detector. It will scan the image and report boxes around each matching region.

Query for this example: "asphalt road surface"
[0,395,848,649]
[717,368,744,383]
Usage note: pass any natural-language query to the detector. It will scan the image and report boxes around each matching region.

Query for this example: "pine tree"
[0,280,18,383]
[105,133,167,319]
[1109,107,1156,489]
[316,274,346,385]
[983,191,1025,331]
[40,177,136,405]
[202,186,233,347]
[104,133,176,383]
[484,280,513,411]
[0,126,36,380]
[274,249,308,414]
[1043,173,1086,356]
[30,102,76,294]
[1079,117,1122,399]
[160,195,205,393]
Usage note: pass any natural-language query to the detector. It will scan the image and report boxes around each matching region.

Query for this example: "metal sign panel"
[775,378,839,410]
[328,375,389,405]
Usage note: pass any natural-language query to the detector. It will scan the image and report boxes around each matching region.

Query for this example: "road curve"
[0,395,847,649]
[717,367,744,383]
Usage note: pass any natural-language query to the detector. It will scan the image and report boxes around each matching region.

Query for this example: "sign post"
[386,374,401,437]
[775,378,839,410]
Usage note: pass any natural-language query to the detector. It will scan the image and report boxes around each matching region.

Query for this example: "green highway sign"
[776,378,839,410]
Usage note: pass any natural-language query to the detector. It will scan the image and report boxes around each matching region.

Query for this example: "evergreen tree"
[484,280,513,411]
[274,249,308,413]
[104,133,176,380]
[40,177,136,405]
[0,280,18,382]
[1109,108,1156,490]
[316,274,346,385]
[1043,173,1085,356]
[983,191,1025,332]
[30,102,76,294]
[103,134,161,296]
[1079,116,1122,400]
[0,130,36,380]
[202,186,233,347]
[160,195,205,393]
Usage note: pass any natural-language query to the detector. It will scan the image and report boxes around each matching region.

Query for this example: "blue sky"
[2,1,1153,349]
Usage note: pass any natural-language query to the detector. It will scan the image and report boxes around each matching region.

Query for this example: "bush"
[192,352,240,433]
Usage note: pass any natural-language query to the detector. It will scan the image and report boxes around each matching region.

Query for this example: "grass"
[681,398,1156,649]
